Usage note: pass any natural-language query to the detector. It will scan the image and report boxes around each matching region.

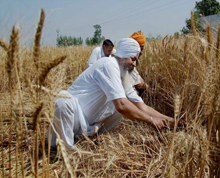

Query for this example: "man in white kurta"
[87,39,114,68]
[49,38,172,150]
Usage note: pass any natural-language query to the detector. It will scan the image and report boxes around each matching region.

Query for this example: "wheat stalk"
[183,37,190,64]
[0,106,5,177]
[216,27,220,60]
[6,26,20,178]
[195,56,215,121]
[33,102,43,178]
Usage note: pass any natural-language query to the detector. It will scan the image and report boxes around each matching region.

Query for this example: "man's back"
[87,46,104,68]
[68,57,126,124]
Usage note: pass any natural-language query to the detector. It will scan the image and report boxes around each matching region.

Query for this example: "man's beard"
[119,60,134,93]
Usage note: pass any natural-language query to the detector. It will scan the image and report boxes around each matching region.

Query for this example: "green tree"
[181,0,220,34]
[174,32,180,38]
[146,33,162,42]
[85,37,93,46]
[86,24,105,46]
[56,34,83,47]
[195,0,220,16]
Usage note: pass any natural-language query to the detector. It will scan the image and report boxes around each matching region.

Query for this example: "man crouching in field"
[48,38,174,150]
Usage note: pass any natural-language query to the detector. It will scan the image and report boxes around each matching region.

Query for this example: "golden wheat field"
[0,9,220,178]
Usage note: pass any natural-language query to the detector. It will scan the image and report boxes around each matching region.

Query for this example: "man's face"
[119,55,138,92]
[103,45,113,57]
[122,54,139,73]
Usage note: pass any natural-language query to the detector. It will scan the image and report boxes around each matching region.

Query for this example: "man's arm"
[112,98,167,130]
[134,76,146,90]
[131,101,174,127]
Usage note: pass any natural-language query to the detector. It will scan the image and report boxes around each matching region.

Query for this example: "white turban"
[115,38,140,58]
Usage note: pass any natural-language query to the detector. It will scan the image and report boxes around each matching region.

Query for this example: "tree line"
[57,0,220,47]
[56,24,105,47]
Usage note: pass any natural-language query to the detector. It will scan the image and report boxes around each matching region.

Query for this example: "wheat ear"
[0,106,5,177]
[32,103,43,131]
[33,9,45,70]
[7,26,20,79]
[207,24,213,46]
[0,38,9,51]
[191,11,197,36]
[39,55,67,86]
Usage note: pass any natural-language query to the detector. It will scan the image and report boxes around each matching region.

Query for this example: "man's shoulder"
[102,57,119,70]
[92,46,102,52]
[101,56,117,64]
[93,57,118,69]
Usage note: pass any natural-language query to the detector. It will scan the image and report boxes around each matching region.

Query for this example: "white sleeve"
[87,48,100,68]
[94,64,126,101]
[126,87,143,103]
[131,67,141,86]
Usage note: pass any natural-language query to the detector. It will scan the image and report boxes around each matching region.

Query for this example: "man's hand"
[151,117,167,130]
[165,117,185,129]
[134,77,146,91]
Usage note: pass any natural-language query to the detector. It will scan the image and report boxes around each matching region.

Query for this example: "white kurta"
[50,57,143,150]
[87,46,105,68]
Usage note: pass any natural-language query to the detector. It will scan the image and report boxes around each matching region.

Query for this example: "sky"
[0,0,213,46]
